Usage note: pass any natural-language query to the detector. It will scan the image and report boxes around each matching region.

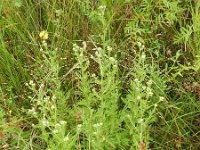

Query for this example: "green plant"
[0,0,200,149]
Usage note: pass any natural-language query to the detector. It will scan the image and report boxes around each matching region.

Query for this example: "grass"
[0,0,200,149]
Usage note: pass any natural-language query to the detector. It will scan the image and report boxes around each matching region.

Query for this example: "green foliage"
[0,0,199,149]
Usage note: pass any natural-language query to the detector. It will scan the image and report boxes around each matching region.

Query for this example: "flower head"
[39,30,48,41]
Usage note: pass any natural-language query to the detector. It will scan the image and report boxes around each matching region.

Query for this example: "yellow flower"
[39,30,48,40]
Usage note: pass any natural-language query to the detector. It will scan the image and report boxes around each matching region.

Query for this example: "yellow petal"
[39,30,48,40]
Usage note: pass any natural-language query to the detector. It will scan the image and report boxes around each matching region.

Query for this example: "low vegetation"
[0,0,200,149]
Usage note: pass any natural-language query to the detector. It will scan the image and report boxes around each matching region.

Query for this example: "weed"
[0,0,199,149]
